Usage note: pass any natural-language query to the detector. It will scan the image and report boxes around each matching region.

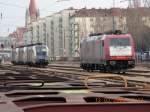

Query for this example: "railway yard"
[0,62,149,112]
[1,0,150,111]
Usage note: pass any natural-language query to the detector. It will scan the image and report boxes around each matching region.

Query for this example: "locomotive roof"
[16,43,46,48]
[89,30,125,36]
[82,33,131,42]
[86,35,103,41]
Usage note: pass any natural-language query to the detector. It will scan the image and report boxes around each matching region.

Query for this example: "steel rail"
[84,74,128,89]
[3,80,45,88]
[1,65,150,90]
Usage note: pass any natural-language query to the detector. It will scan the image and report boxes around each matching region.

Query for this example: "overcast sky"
[0,0,129,36]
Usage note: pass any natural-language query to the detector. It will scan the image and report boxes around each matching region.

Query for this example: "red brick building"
[9,27,27,46]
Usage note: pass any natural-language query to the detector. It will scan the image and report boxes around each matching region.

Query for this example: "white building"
[23,8,128,58]
[23,8,76,60]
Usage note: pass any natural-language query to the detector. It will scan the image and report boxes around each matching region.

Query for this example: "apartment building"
[22,7,150,58]
[70,8,127,56]
[23,8,76,59]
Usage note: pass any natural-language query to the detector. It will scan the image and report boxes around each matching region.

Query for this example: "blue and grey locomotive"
[11,43,49,66]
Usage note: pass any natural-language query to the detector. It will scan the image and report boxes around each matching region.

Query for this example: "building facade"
[70,8,128,56]
[9,0,150,59]
[9,27,27,47]
[24,8,76,59]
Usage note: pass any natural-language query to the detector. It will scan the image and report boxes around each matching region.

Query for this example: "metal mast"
[143,0,150,7]
[128,0,141,8]
[112,0,115,32]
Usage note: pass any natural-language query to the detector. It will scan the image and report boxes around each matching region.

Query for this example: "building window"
[90,18,94,22]
[59,17,62,22]
[90,31,93,34]
[90,24,94,28]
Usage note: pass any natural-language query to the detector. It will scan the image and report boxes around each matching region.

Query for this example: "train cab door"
[99,40,104,60]
[15,48,19,63]
[11,48,16,64]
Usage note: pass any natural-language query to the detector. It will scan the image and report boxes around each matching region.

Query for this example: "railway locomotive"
[11,43,49,66]
[80,31,135,73]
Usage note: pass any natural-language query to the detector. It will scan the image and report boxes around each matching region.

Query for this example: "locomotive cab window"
[110,38,130,46]
[36,46,47,56]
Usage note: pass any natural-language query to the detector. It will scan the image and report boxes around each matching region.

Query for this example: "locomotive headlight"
[110,61,116,65]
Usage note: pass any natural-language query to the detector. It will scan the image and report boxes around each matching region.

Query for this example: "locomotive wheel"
[116,70,126,74]
[121,70,126,74]
[99,65,104,73]
[106,66,112,73]
[117,71,121,74]
[101,68,106,73]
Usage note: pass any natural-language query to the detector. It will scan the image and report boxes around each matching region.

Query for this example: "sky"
[0,0,129,36]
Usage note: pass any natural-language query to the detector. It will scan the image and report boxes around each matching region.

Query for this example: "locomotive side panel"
[91,39,96,63]
[23,47,27,64]
[86,40,90,63]
[27,47,34,64]
[94,39,105,64]
[80,39,87,64]
[11,49,17,64]
[18,48,24,64]
[32,46,36,64]
[15,48,19,64]
[89,39,94,63]
[27,47,30,64]
[93,39,98,63]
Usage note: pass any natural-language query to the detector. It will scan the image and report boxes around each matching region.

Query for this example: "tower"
[25,9,30,26]
[29,0,39,21]
[25,0,40,26]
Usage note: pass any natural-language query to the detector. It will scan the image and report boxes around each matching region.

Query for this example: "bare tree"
[126,8,150,51]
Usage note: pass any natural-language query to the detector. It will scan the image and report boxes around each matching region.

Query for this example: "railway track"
[48,64,150,78]
[46,65,150,86]
[1,64,150,89]
[0,64,150,112]
[48,64,150,72]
